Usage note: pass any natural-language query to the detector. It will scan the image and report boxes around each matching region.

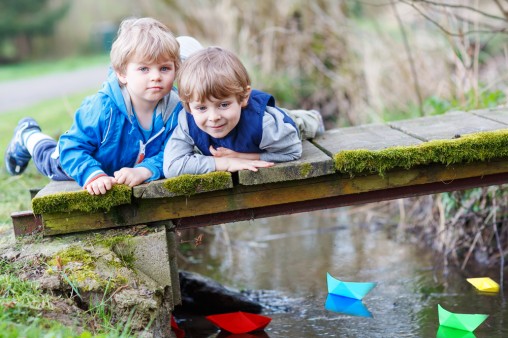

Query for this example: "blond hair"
[110,17,180,74]
[177,47,251,111]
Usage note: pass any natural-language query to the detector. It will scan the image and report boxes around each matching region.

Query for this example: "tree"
[0,0,70,63]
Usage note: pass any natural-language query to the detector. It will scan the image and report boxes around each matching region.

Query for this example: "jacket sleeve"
[58,96,109,187]
[258,106,302,162]
[163,109,216,178]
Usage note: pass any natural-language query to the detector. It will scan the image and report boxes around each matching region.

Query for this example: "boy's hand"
[114,167,152,187]
[209,146,260,160]
[85,176,117,195]
[215,157,274,172]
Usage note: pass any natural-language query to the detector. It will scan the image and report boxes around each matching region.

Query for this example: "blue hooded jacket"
[58,71,181,187]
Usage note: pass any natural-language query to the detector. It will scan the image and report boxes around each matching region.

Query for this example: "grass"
[0,260,102,337]
[0,54,110,83]
[0,266,138,337]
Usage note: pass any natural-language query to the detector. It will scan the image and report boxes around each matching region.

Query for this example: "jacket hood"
[98,68,131,120]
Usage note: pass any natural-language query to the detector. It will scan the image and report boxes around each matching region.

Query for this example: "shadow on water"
[176,205,508,338]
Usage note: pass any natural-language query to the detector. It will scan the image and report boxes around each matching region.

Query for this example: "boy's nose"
[151,70,162,80]
[208,109,221,121]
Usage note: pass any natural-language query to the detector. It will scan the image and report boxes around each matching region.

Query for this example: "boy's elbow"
[163,161,180,178]
[288,151,302,161]
[163,165,173,178]
[164,169,176,178]
[292,144,303,160]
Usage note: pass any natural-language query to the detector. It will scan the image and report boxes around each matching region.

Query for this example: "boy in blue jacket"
[5,17,183,195]
[163,46,323,177]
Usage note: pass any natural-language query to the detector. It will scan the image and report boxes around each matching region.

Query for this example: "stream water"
[176,205,507,338]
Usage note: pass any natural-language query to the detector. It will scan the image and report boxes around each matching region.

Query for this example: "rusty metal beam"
[10,211,43,237]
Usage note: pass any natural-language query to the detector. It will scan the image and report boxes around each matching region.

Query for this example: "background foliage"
[0,0,70,62]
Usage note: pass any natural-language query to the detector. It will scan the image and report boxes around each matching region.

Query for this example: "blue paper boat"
[326,273,377,300]
[325,293,373,318]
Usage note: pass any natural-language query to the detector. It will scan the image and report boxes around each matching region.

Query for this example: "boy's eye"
[139,66,149,72]
[193,105,207,112]
[161,66,172,72]
[219,102,231,109]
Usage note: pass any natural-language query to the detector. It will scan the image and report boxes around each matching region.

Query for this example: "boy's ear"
[241,86,252,107]
[116,72,127,85]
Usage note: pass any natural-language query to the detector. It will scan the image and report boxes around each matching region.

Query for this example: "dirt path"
[0,64,110,114]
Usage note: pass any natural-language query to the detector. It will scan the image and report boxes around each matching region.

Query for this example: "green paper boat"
[438,304,488,332]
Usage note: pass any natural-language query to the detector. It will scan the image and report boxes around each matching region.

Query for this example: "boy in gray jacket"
[163,46,323,177]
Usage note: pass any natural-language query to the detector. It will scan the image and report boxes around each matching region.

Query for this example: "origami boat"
[436,326,477,338]
[466,277,500,293]
[170,315,185,338]
[324,293,373,317]
[438,304,488,332]
[206,311,272,334]
[326,272,377,300]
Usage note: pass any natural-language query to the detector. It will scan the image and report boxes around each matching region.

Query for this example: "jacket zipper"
[135,127,165,164]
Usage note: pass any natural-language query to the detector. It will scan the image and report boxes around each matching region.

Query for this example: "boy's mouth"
[209,123,225,129]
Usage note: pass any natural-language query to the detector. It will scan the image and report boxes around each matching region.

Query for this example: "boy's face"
[117,59,176,109]
[188,94,249,138]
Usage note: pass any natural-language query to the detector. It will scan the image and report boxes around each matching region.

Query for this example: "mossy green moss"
[90,233,133,249]
[46,246,102,290]
[90,235,136,270]
[47,241,131,291]
[299,163,313,177]
[334,129,508,176]
[32,184,132,214]
[48,246,95,268]
[163,172,232,196]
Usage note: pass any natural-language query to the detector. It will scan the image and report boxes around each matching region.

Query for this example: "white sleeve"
[259,106,302,162]
[163,109,216,178]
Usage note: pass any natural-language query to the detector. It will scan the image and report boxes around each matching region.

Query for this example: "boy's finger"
[104,179,114,190]
[115,173,124,184]
[99,184,107,195]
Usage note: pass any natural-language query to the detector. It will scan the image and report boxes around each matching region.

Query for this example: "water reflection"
[324,294,373,318]
[215,331,270,338]
[436,326,476,338]
[179,206,508,337]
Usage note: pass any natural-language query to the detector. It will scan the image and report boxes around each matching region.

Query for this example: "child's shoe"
[4,117,41,175]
